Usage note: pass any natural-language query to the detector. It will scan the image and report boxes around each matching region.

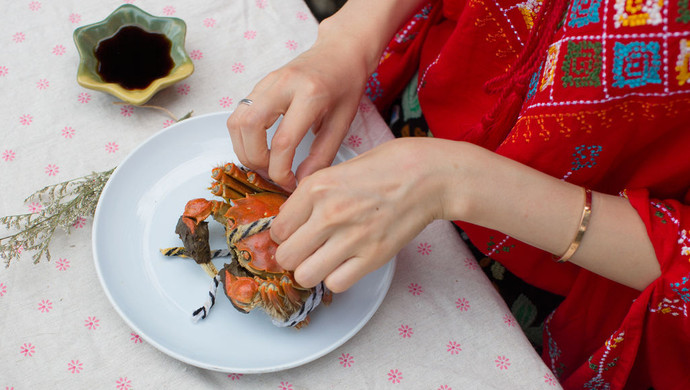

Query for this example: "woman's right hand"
[226,0,426,191]
[226,21,370,191]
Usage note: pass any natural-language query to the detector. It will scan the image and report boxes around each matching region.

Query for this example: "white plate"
[92,111,395,373]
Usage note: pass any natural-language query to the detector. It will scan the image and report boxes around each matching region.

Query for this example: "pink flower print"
[45,164,59,176]
[12,32,26,43]
[503,313,517,327]
[105,142,119,154]
[219,97,234,108]
[130,332,143,344]
[116,377,132,390]
[463,257,479,270]
[56,258,70,271]
[203,17,216,28]
[162,6,176,15]
[176,83,190,95]
[19,114,33,126]
[358,101,373,113]
[446,341,462,355]
[68,360,83,374]
[2,150,16,162]
[20,343,35,357]
[296,11,309,21]
[190,49,203,60]
[0,282,6,296]
[495,355,511,370]
[408,282,423,296]
[285,40,298,51]
[27,202,42,213]
[544,372,557,386]
[398,324,413,338]
[120,105,134,117]
[255,0,268,9]
[69,13,82,24]
[36,79,49,89]
[278,381,292,390]
[346,134,362,148]
[72,216,86,228]
[244,30,257,40]
[455,297,470,311]
[0,66,9,77]
[417,242,432,255]
[77,92,91,103]
[231,62,245,73]
[62,126,75,138]
[438,386,452,390]
[84,316,100,330]
[227,373,243,380]
[53,44,66,56]
[387,369,403,384]
[38,299,53,313]
[163,119,175,128]
[29,1,41,11]
[338,353,354,368]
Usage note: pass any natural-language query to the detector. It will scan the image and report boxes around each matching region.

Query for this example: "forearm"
[317,0,427,73]
[431,140,660,291]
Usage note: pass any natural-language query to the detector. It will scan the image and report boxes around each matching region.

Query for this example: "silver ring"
[239,98,253,106]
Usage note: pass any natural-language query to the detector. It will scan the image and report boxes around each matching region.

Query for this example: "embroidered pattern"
[365,72,383,102]
[571,145,602,171]
[612,41,662,89]
[670,273,690,302]
[649,297,689,316]
[583,331,625,389]
[526,62,544,99]
[676,39,690,86]
[518,0,544,30]
[678,0,690,23]
[541,43,561,91]
[562,40,603,87]
[568,0,603,28]
[613,0,664,28]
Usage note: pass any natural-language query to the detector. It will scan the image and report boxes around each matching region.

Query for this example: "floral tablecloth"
[0,0,560,388]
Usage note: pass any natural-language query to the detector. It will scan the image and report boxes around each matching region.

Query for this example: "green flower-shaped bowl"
[73,4,194,105]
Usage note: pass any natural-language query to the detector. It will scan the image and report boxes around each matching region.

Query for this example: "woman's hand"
[270,138,448,292]
[227,0,427,191]
[226,31,369,191]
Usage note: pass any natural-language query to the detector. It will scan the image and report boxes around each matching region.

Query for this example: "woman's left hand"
[270,137,446,292]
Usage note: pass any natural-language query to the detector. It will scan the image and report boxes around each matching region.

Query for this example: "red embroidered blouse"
[369,0,690,388]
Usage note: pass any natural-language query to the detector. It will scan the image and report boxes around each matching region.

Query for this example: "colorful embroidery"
[670,273,690,302]
[526,62,543,99]
[678,0,690,23]
[561,40,602,88]
[612,41,661,89]
[676,39,690,86]
[544,312,565,378]
[568,0,603,27]
[517,0,544,30]
[649,297,689,316]
[365,72,383,102]
[571,145,602,171]
[613,0,663,27]
[584,331,624,389]
[541,43,560,91]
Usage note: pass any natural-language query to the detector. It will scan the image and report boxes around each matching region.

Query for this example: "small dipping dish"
[73,4,194,105]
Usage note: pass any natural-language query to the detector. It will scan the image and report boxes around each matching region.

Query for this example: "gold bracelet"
[555,188,592,263]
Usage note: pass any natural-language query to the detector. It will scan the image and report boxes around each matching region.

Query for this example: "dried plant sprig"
[0,167,115,267]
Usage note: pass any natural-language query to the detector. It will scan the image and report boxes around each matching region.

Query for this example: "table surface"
[0,1,560,388]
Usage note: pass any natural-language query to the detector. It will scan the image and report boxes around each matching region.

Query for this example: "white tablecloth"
[0,0,560,388]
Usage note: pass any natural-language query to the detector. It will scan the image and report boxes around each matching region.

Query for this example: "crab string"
[191,273,221,322]
[159,247,231,258]
[226,216,275,245]
[273,281,326,328]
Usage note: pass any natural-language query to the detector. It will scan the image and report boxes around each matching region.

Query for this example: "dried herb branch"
[0,168,115,267]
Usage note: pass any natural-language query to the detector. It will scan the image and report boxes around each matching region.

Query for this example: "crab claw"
[181,198,214,233]
[221,269,260,313]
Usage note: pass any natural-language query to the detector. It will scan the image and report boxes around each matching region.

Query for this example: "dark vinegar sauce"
[94,25,174,90]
